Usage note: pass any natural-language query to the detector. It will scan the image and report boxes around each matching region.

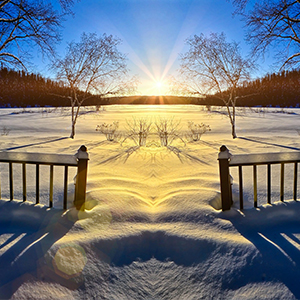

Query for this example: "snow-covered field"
[0,105,300,299]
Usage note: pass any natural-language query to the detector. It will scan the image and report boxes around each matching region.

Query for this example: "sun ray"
[98,0,204,95]
[161,3,203,80]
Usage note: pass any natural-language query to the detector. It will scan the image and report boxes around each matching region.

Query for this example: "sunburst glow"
[148,80,167,95]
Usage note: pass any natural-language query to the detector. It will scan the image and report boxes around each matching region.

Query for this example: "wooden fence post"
[218,145,232,211]
[74,145,89,210]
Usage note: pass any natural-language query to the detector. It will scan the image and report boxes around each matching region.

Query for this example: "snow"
[229,151,300,166]
[0,151,78,166]
[0,105,300,299]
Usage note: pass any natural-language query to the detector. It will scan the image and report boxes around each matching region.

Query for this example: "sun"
[152,80,166,95]
[155,81,163,89]
[142,78,169,95]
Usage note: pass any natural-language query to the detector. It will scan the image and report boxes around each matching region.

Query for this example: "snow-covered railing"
[0,145,89,210]
[218,145,299,211]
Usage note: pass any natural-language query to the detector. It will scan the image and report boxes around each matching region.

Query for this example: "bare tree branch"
[172,32,255,139]
[0,0,76,69]
[51,32,138,139]
[233,0,300,69]
[0,0,11,10]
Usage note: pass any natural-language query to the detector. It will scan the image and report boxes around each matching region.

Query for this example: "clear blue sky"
[35,0,274,95]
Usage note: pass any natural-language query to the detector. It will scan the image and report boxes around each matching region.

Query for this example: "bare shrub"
[40,107,54,116]
[123,118,152,146]
[206,105,211,112]
[95,105,106,112]
[1,126,10,136]
[155,118,184,147]
[96,122,119,141]
[187,122,211,141]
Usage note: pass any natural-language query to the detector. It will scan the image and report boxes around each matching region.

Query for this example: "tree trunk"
[225,105,237,139]
[69,96,81,139]
[225,96,237,139]
[70,104,75,139]
[231,99,237,139]
[70,121,75,139]
[231,123,237,139]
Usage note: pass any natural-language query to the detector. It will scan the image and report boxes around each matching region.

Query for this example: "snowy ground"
[0,105,300,299]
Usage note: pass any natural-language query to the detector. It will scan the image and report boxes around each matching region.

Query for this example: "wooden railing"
[0,145,89,210]
[218,145,299,211]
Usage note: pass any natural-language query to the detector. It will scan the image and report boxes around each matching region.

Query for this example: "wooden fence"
[218,145,299,211]
[0,145,89,210]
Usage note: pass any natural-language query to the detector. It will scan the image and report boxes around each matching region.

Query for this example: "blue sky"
[35,0,274,95]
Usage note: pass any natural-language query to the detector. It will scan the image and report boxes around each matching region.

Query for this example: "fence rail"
[0,145,89,210]
[218,145,299,211]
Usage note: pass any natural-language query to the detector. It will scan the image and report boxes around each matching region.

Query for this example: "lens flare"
[52,243,87,279]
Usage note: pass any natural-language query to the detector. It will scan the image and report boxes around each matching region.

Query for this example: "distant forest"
[0,67,300,107]
[0,68,109,108]
[206,69,300,108]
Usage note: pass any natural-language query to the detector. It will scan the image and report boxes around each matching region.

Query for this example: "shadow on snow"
[221,201,300,299]
[0,200,76,298]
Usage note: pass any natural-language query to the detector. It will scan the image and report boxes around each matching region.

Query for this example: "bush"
[123,118,152,146]
[96,121,119,141]
[187,122,211,141]
[155,118,183,147]
[1,126,10,136]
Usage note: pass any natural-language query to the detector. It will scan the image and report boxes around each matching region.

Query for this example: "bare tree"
[232,0,300,69]
[0,0,73,69]
[155,118,184,146]
[176,32,254,139]
[52,32,138,139]
[122,118,152,147]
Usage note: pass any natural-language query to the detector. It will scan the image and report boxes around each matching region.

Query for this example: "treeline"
[107,95,201,105]
[0,67,204,106]
[206,69,300,107]
[0,68,109,107]
[1,67,300,107]
[240,69,300,107]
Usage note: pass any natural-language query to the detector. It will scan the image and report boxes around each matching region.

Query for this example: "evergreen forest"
[0,67,299,107]
[0,68,108,108]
